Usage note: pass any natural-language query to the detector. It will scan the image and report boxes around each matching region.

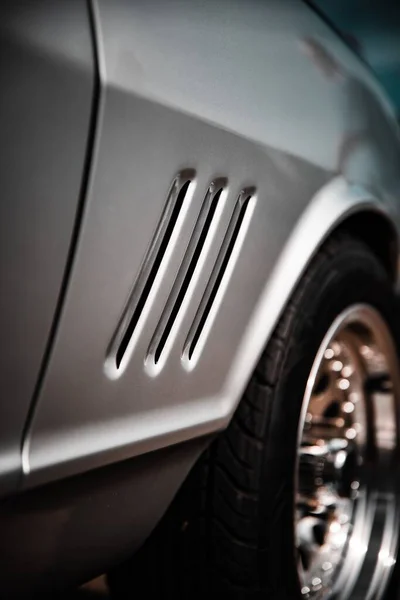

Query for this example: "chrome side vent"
[182,188,256,369]
[105,170,195,378]
[146,179,227,373]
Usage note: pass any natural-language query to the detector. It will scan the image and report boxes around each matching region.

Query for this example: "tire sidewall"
[258,246,398,599]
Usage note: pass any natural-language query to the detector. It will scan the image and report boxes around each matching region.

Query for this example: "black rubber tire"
[108,233,399,599]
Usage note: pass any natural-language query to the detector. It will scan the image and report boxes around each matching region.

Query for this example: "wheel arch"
[223,176,400,418]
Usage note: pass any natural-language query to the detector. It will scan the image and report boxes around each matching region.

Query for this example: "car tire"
[108,232,400,600]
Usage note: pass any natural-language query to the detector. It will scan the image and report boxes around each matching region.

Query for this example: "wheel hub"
[296,305,400,600]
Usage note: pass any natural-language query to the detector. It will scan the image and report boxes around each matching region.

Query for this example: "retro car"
[1,1,400,598]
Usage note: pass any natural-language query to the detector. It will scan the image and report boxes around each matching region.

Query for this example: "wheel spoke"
[295,306,399,599]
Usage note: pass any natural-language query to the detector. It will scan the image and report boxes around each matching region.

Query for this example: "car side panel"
[0,1,94,494]
[0,437,211,597]
[23,0,400,487]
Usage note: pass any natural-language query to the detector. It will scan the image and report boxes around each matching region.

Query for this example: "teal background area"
[314,0,400,116]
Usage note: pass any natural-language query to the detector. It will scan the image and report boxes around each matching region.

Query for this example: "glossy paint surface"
[22,0,400,487]
[0,1,94,493]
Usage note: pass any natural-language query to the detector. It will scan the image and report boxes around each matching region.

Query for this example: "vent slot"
[183,189,256,365]
[147,180,226,369]
[107,171,195,376]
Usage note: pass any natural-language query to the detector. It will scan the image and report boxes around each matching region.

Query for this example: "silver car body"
[1,0,400,591]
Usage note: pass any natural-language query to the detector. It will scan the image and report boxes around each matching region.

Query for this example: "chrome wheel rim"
[296,304,400,600]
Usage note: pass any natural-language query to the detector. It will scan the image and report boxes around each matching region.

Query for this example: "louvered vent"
[146,179,227,371]
[182,188,256,368]
[106,170,195,378]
